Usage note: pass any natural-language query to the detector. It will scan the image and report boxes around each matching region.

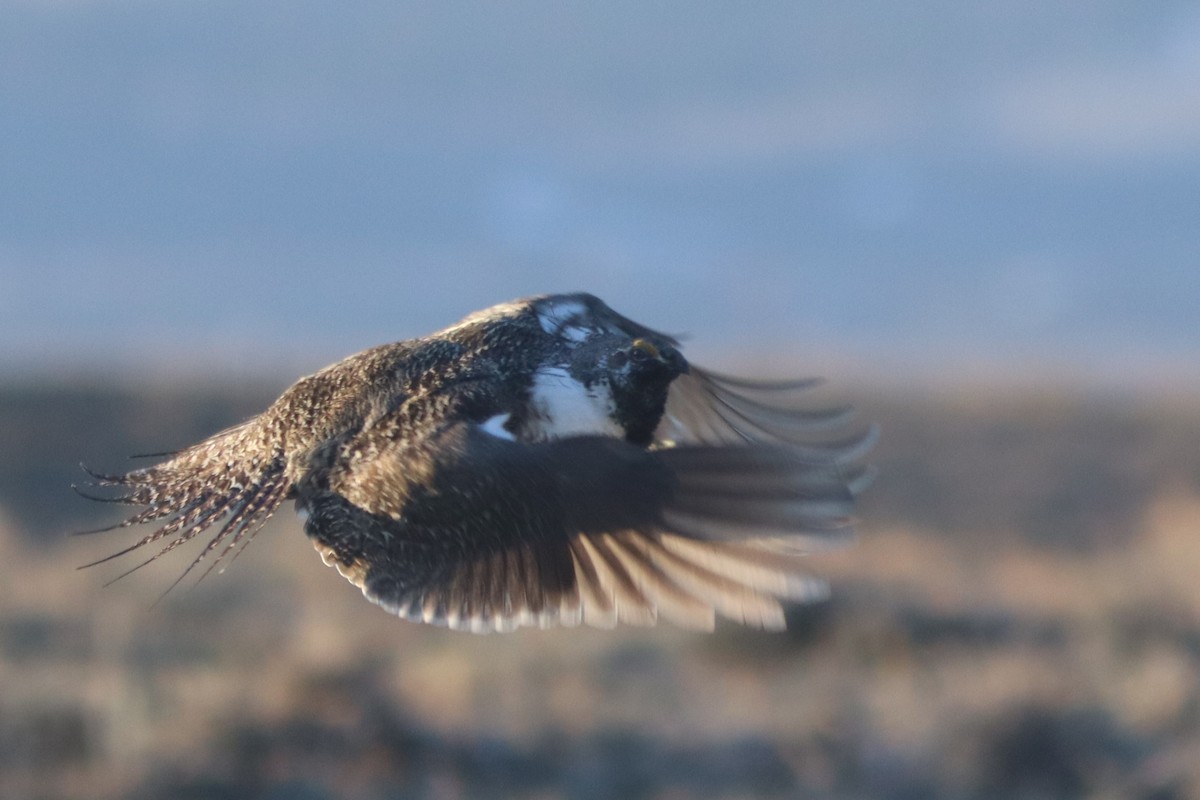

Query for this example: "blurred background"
[2,2,1199,798]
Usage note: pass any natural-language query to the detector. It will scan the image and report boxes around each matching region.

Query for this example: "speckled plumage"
[80,293,875,632]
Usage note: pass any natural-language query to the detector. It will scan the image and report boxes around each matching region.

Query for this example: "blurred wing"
[658,367,877,466]
[583,300,875,459]
[299,418,862,633]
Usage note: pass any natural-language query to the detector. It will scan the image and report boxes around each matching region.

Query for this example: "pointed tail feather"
[75,421,291,591]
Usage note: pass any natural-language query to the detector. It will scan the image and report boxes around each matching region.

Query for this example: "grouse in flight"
[79,293,874,632]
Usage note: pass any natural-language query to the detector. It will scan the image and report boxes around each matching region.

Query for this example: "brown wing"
[582,296,876,464]
[657,367,877,461]
[298,417,864,633]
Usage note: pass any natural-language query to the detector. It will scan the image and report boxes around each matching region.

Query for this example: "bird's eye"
[609,351,628,368]
[630,338,660,362]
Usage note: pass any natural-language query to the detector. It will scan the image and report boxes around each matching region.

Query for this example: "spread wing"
[581,296,877,456]
[298,413,866,633]
[658,368,877,464]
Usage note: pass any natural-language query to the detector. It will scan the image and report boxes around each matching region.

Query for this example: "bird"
[77,293,875,633]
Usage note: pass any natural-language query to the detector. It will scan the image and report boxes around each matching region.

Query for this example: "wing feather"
[602,532,717,631]
[567,536,618,629]
[301,410,868,632]
[658,367,876,454]
[574,532,657,627]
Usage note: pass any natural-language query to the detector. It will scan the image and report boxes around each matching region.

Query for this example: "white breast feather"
[526,367,622,440]
[480,413,516,440]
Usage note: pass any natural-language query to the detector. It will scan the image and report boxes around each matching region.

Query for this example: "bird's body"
[81,293,873,632]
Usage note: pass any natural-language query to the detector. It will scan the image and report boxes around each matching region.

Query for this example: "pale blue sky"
[3,2,1198,389]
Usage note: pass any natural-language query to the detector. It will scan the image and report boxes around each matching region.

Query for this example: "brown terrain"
[1,376,1198,799]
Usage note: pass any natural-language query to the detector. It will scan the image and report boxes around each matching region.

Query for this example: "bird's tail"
[74,416,291,591]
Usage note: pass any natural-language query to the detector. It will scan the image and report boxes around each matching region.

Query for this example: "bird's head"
[604,337,685,389]
[578,335,687,446]
[528,294,689,445]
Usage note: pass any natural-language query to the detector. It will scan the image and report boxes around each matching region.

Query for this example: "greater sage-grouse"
[79,293,874,632]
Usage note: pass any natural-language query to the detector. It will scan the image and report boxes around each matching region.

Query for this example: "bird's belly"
[522,367,623,440]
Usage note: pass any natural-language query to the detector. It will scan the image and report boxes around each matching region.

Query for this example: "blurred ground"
[1,376,1199,799]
